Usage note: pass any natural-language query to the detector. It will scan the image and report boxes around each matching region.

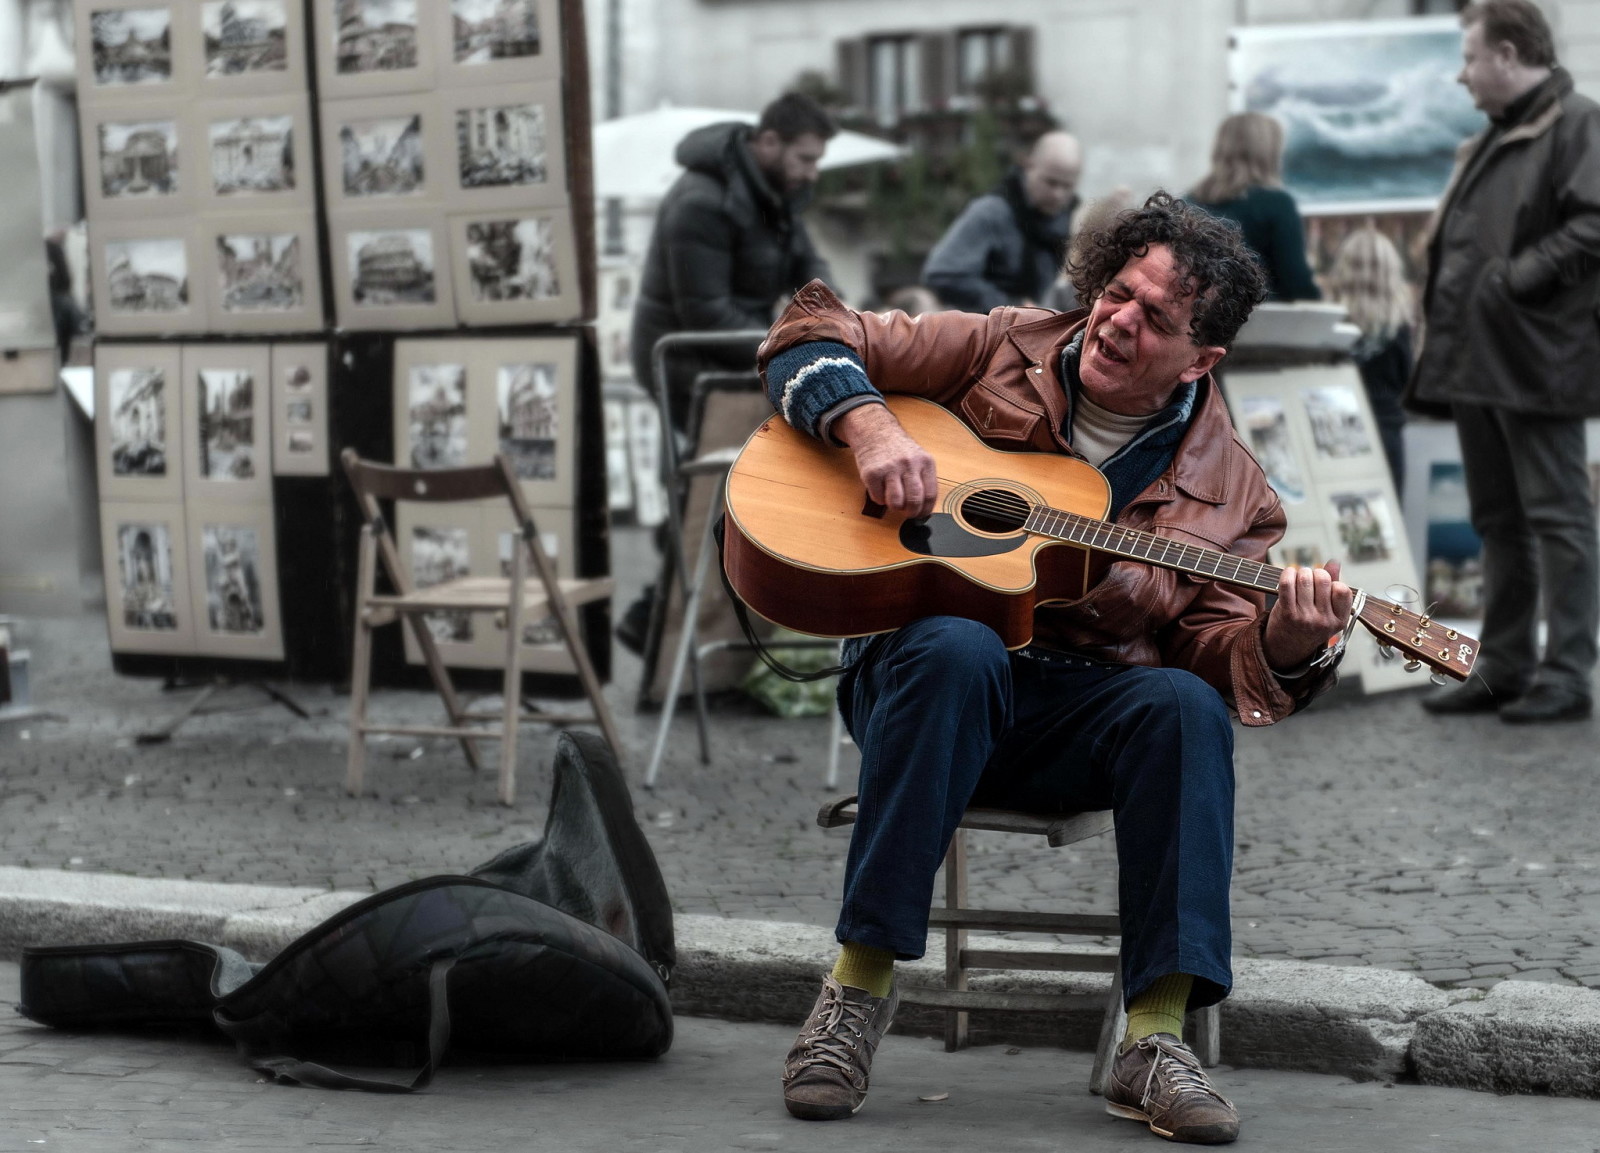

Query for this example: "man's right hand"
[834,403,939,519]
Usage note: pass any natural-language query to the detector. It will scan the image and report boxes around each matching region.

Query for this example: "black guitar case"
[16,731,675,1092]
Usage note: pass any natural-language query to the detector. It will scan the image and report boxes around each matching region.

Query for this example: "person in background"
[1324,227,1413,493]
[44,232,84,366]
[1411,0,1600,724]
[880,285,942,318]
[922,131,1082,312]
[1189,113,1321,301]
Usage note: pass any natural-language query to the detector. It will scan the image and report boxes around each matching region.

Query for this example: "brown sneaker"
[781,975,898,1120]
[1104,1033,1239,1144]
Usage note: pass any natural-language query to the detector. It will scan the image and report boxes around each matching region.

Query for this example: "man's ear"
[1180,345,1227,384]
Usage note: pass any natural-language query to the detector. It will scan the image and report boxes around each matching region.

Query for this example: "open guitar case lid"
[16,731,676,1092]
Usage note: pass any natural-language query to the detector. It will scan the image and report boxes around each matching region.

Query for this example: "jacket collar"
[1436,68,1571,216]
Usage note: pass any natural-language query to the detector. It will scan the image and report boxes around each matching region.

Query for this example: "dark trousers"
[1453,404,1600,695]
[836,616,1236,1009]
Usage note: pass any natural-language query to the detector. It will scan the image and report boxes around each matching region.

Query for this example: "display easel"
[134,675,313,745]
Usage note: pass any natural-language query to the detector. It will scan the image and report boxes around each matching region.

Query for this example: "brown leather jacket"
[757,280,1334,726]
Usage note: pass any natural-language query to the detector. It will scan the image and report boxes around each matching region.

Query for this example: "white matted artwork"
[271,342,328,476]
[192,0,306,96]
[202,94,313,208]
[94,344,184,502]
[596,261,638,381]
[441,82,567,210]
[404,361,469,469]
[329,209,456,329]
[448,208,580,326]
[203,213,324,333]
[1326,486,1400,568]
[1235,391,1309,505]
[80,105,193,219]
[1302,380,1380,476]
[397,504,484,667]
[493,508,579,668]
[181,343,272,503]
[100,502,197,654]
[186,502,284,659]
[320,94,452,209]
[90,220,207,336]
[314,0,435,98]
[434,0,561,88]
[77,1,189,103]
[471,336,578,504]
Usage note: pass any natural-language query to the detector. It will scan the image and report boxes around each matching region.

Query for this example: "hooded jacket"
[1409,69,1600,418]
[630,122,832,401]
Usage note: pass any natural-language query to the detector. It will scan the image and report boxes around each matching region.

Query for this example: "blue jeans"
[836,616,1236,1009]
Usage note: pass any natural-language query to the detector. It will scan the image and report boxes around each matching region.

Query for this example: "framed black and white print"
[94,343,184,502]
[77,0,190,104]
[313,0,436,98]
[100,502,197,654]
[440,81,567,210]
[397,504,485,668]
[201,94,313,209]
[469,336,578,505]
[80,103,195,219]
[90,219,207,336]
[447,207,580,326]
[181,343,273,503]
[320,94,452,210]
[191,0,307,96]
[433,0,560,89]
[392,337,496,468]
[271,342,329,476]
[202,213,324,333]
[329,208,456,329]
[186,501,284,660]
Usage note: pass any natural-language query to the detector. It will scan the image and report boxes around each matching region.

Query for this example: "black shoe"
[1421,678,1520,715]
[1500,684,1593,724]
[615,588,654,657]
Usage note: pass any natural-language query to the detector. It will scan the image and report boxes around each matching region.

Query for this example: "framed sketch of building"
[434,0,559,88]
[203,213,323,333]
[201,95,312,207]
[79,103,196,219]
[329,209,455,329]
[441,82,566,209]
[468,336,578,504]
[396,504,484,668]
[90,220,206,336]
[185,501,284,659]
[314,0,435,98]
[77,2,188,102]
[180,343,272,503]
[405,361,469,470]
[492,507,582,669]
[94,343,184,501]
[271,342,329,476]
[320,95,451,211]
[448,207,580,326]
[100,502,197,654]
[193,0,307,94]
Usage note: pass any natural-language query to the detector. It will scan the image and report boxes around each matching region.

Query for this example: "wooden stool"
[817,795,1221,1093]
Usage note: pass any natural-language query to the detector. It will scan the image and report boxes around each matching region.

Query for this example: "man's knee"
[890,616,1009,672]
[1130,668,1233,748]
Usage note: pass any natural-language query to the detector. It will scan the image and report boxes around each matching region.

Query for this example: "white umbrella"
[592,105,903,201]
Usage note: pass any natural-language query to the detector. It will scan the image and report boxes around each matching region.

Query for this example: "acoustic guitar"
[722,395,1478,682]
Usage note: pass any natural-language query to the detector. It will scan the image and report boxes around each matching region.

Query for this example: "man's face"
[753,130,828,194]
[1078,245,1226,416]
[1458,22,1518,116]
[1022,153,1081,218]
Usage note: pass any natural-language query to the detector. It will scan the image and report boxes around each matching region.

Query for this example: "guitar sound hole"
[960,488,1030,534]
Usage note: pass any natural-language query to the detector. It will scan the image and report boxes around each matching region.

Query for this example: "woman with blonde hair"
[1189,112,1320,301]
[1326,226,1414,491]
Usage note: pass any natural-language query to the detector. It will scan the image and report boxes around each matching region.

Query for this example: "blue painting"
[1231,17,1483,212]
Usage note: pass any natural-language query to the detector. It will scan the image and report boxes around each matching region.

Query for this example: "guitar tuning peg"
[1376,642,1397,661]
[1430,671,1450,686]
[1404,660,1422,673]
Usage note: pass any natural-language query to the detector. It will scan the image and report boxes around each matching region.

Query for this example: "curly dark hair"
[1067,191,1268,349]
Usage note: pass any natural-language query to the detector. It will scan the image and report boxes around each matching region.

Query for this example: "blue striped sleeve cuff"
[766,341,880,439]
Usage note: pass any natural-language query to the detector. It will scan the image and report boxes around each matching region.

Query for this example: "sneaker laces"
[1138,1035,1233,1113]
[791,987,874,1087]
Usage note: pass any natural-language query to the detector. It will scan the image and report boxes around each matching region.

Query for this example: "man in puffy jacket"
[1411,0,1600,724]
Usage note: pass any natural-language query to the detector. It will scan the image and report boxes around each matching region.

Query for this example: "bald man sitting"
[921,131,1083,313]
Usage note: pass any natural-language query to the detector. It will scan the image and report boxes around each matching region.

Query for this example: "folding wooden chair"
[341,449,623,805]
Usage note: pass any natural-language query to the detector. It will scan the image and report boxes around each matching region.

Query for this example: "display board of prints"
[94,341,330,658]
[392,333,581,671]
[1225,363,1422,693]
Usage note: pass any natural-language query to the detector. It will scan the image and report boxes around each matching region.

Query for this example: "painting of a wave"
[1230,17,1482,212]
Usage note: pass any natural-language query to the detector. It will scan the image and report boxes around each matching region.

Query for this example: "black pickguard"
[900,514,1028,558]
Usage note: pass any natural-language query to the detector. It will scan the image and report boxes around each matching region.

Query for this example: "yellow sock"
[831,941,895,999]
[1122,973,1193,1051]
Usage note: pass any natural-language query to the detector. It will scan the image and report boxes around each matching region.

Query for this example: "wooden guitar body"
[723,396,1111,646]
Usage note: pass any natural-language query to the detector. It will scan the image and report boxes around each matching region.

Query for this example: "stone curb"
[1,868,1591,1096]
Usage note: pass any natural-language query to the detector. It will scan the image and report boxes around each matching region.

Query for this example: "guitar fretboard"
[1023,506,1284,593]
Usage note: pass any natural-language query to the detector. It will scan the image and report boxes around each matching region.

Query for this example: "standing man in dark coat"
[921,131,1082,313]
[1412,0,1600,723]
[621,92,837,653]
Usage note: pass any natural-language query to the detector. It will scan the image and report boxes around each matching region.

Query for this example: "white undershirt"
[1071,393,1152,468]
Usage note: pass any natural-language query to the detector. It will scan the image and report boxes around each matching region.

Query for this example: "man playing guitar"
[761,193,1352,1145]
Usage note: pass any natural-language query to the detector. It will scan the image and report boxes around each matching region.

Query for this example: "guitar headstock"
[1356,597,1479,682]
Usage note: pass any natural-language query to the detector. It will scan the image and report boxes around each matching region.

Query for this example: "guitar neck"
[1024,506,1284,594]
